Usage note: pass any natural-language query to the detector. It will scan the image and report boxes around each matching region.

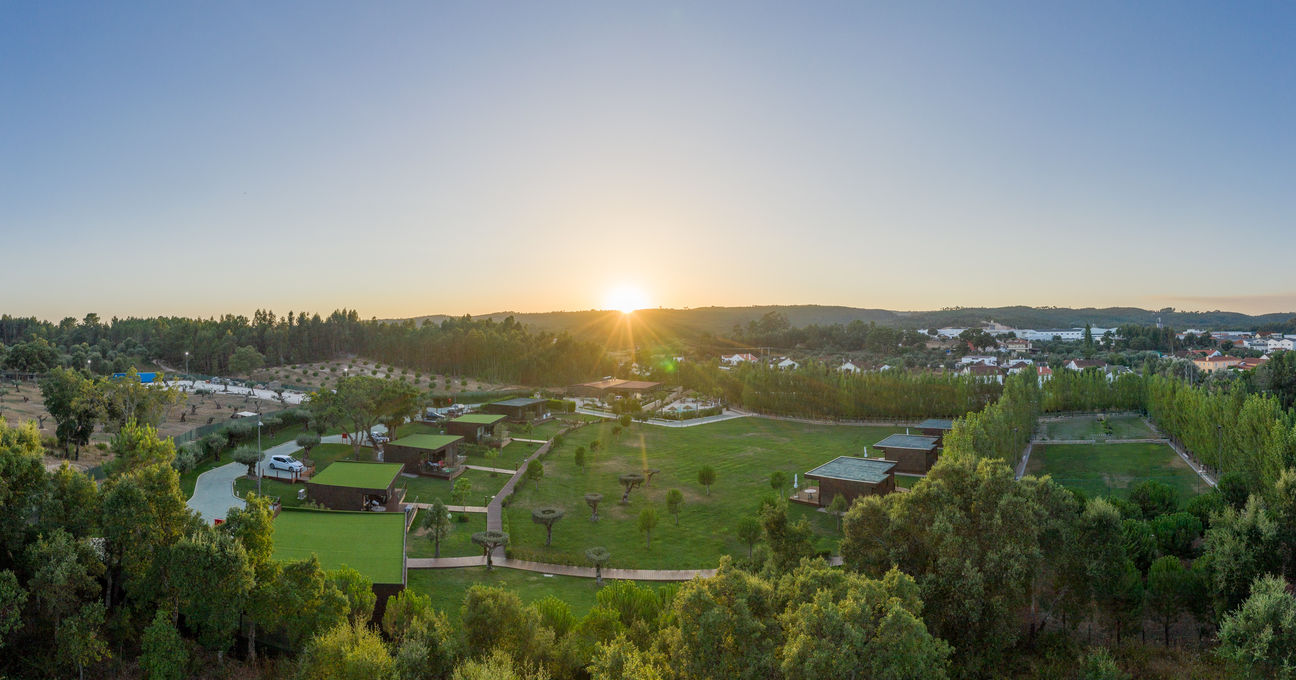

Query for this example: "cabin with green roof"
[481,397,550,423]
[445,413,506,444]
[802,456,897,507]
[916,418,955,445]
[872,433,941,474]
[384,434,465,478]
[306,461,404,511]
[272,507,407,620]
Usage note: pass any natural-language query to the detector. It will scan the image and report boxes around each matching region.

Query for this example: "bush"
[172,448,197,474]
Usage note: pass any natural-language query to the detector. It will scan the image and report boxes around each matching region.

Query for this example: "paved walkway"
[484,440,552,555]
[464,464,517,475]
[575,407,747,428]
[186,428,384,522]
[509,438,548,444]
[406,554,843,580]
[407,502,488,514]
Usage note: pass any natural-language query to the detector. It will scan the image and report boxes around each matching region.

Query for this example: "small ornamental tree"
[574,446,586,469]
[618,473,646,504]
[231,446,261,478]
[295,432,321,462]
[828,494,849,531]
[590,440,602,453]
[612,426,622,439]
[531,506,565,546]
[585,493,603,522]
[422,498,452,558]
[451,477,472,506]
[666,489,684,525]
[471,531,509,571]
[698,465,716,495]
[586,547,611,585]
[642,468,660,486]
[770,471,788,497]
[737,516,762,558]
[638,508,659,549]
[525,461,545,489]
[618,414,632,428]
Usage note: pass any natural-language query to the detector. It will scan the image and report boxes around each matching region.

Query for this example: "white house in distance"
[839,361,863,374]
[1269,338,1295,352]
[959,355,999,367]
[774,357,799,370]
[721,353,758,367]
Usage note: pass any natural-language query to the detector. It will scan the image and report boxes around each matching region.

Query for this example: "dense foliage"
[1,311,612,386]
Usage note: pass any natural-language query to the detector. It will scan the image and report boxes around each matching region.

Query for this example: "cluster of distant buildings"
[930,323,1118,342]
[1178,330,1296,354]
[720,353,801,370]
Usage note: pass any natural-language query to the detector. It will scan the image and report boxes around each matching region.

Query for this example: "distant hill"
[390,305,1296,343]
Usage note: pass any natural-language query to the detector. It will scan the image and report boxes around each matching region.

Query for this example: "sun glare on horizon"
[604,285,650,314]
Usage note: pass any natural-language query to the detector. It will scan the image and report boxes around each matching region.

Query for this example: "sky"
[2,1,1294,320]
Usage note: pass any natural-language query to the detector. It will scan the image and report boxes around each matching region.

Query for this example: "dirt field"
[244,357,521,395]
[0,378,299,471]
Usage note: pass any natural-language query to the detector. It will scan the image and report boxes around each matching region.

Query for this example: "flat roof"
[806,456,896,484]
[272,508,404,584]
[873,434,940,451]
[917,418,955,431]
[388,434,462,450]
[449,413,506,425]
[309,461,403,489]
[490,397,546,407]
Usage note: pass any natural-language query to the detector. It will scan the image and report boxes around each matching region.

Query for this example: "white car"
[268,455,304,473]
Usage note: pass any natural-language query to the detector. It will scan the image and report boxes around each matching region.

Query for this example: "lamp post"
[257,417,264,495]
[184,351,190,380]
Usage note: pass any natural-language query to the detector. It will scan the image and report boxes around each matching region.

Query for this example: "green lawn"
[406,567,607,623]
[400,468,512,507]
[407,512,488,558]
[520,415,600,441]
[895,475,922,489]
[1025,442,1209,501]
[272,508,406,584]
[1039,415,1156,441]
[236,476,309,507]
[502,418,906,568]
[466,440,542,469]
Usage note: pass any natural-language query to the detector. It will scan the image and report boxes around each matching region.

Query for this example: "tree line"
[1,310,612,386]
[673,361,1002,420]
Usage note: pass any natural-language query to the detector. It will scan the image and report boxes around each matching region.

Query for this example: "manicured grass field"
[503,417,907,568]
[406,567,607,623]
[407,512,488,558]
[1039,415,1155,441]
[466,440,541,469]
[522,415,600,441]
[400,468,511,507]
[1025,442,1209,500]
[272,508,406,584]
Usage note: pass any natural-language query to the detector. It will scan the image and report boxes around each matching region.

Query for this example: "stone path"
[575,408,747,428]
[484,440,552,556]
[405,554,843,581]
[407,502,488,514]
[464,464,517,475]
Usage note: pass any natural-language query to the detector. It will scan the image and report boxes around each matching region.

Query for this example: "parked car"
[364,432,390,446]
[268,455,304,473]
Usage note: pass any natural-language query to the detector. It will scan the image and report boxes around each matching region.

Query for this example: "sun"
[603,285,650,314]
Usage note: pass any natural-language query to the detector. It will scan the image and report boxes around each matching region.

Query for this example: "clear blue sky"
[2,1,1293,320]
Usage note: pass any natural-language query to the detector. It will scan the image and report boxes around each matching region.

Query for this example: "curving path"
[186,429,381,522]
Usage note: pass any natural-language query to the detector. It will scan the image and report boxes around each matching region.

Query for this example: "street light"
[184,351,190,380]
[256,417,264,495]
